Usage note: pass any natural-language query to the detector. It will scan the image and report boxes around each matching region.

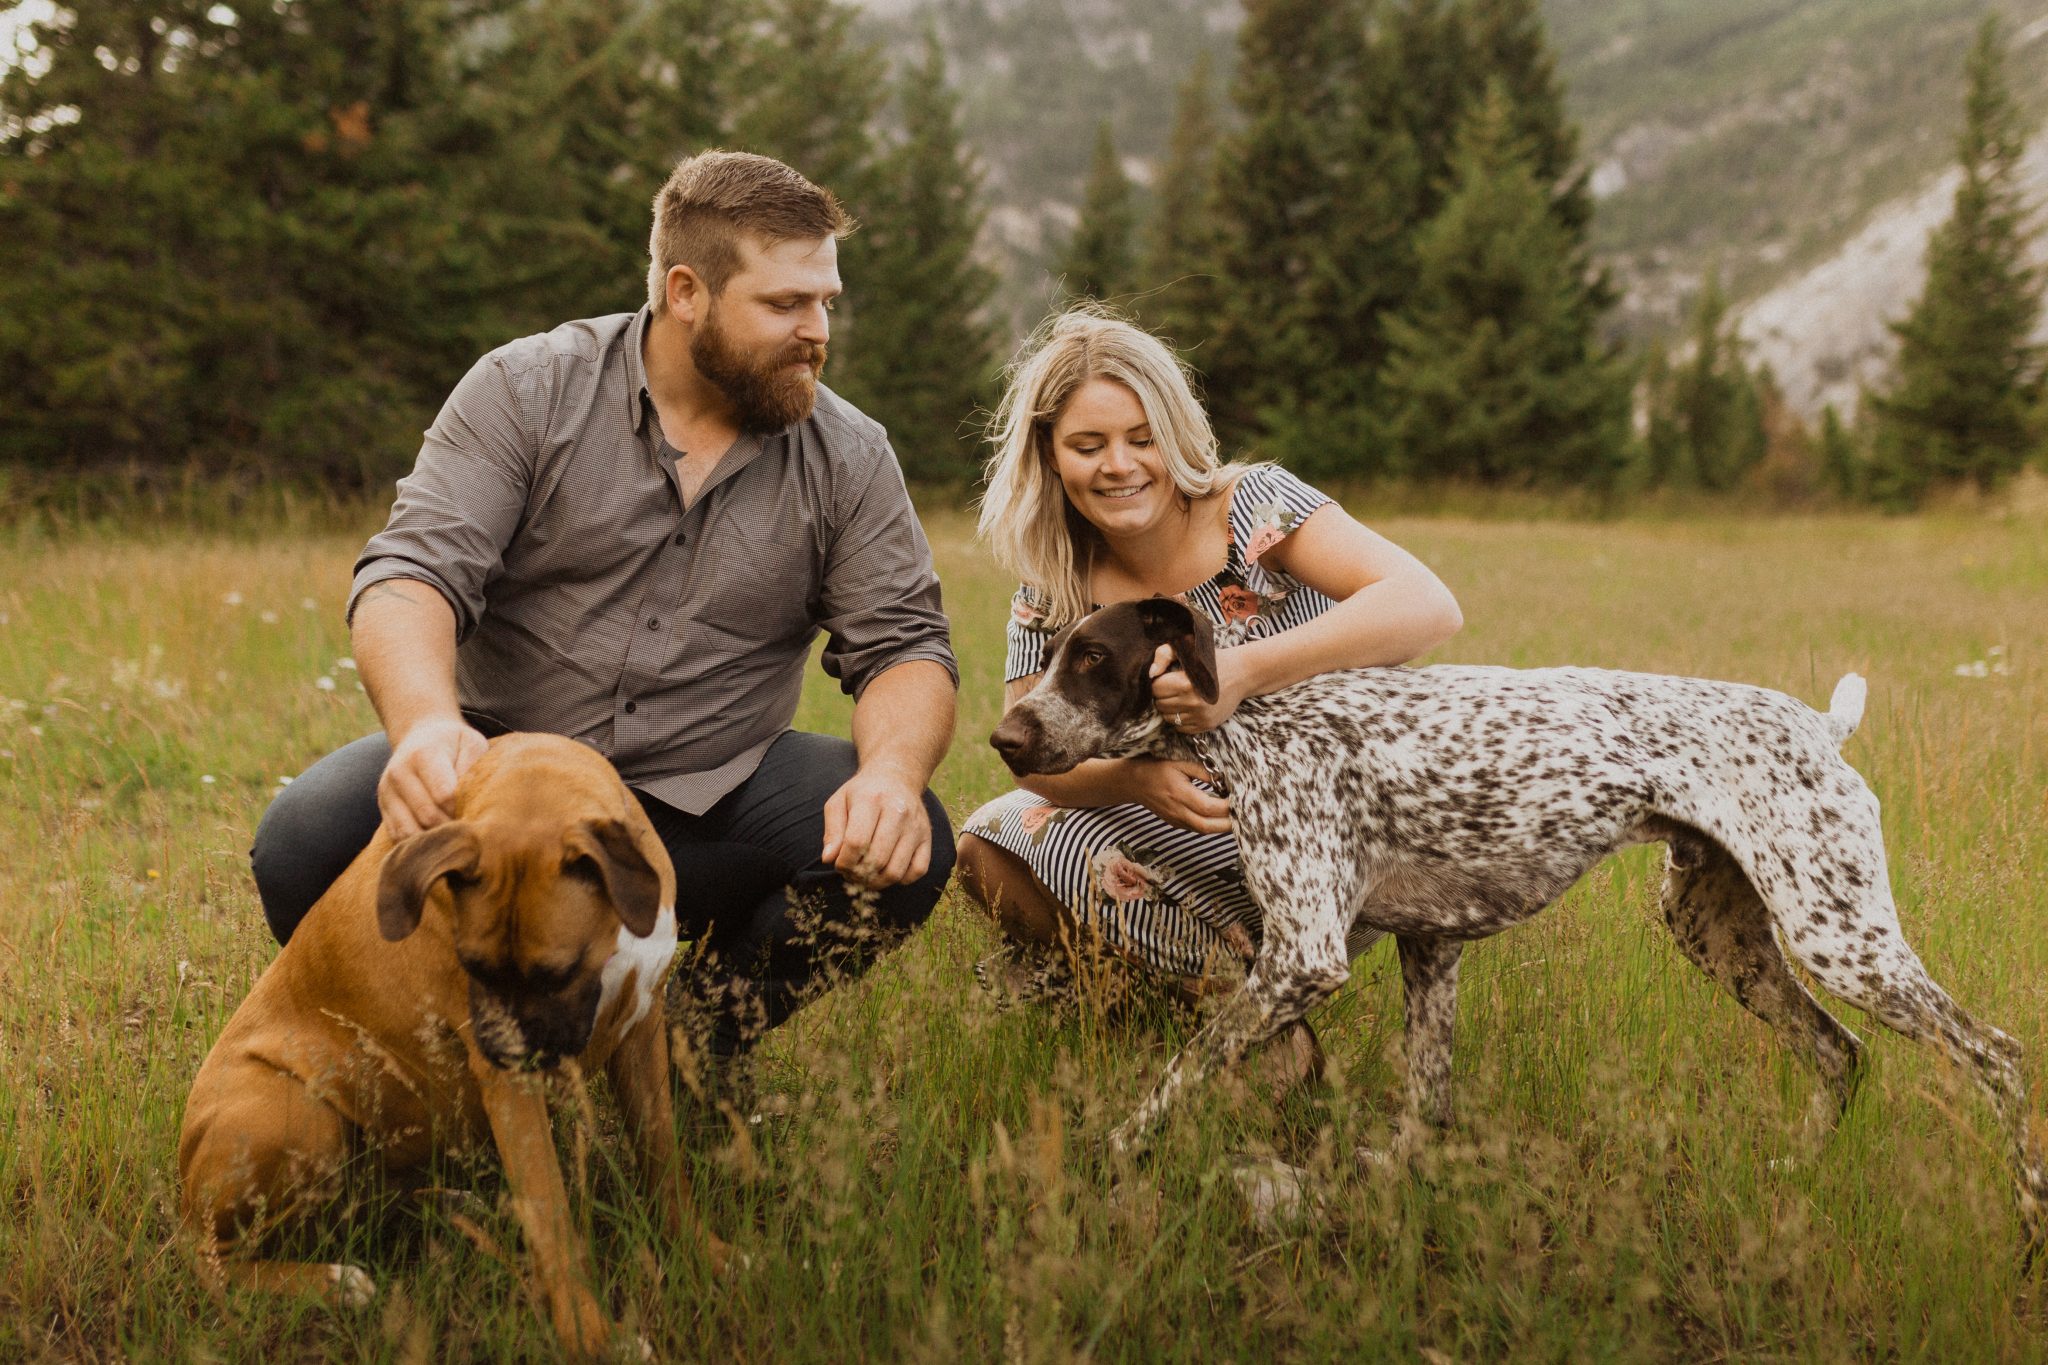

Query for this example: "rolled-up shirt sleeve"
[815,437,958,698]
[348,354,533,642]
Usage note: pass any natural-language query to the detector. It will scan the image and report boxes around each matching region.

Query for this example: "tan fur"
[179,733,723,1360]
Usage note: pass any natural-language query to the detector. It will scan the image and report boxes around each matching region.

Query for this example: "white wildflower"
[336,657,356,671]
[259,610,279,624]
[315,676,337,691]
[1953,661,1989,678]
[200,774,215,785]
[277,775,293,786]
[222,591,243,606]
[301,597,318,611]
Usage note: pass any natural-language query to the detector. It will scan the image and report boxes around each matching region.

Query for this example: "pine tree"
[1206,0,1420,476]
[730,0,882,198]
[829,27,998,485]
[1055,121,1139,303]
[1817,404,1863,501]
[1640,272,1767,491]
[0,0,522,482]
[475,0,739,319]
[1457,0,1611,313]
[1867,17,2045,506]
[1380,84,1631,485]
[1138,51,1225,360]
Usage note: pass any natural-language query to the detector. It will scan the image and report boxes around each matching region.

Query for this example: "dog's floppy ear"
[377,821,481,942]
[568,816,668,938]
[1037,620,1075,676]
[1134,596,1219,704]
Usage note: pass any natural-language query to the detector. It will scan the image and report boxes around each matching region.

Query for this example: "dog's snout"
[469,975,602,1072]
[990,710,1039,772]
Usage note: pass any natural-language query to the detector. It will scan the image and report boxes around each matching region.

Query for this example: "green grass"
[3,505,2046,1361]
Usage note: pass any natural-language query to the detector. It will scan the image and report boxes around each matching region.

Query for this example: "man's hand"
[1149,643,1250,734]
[821,766,932,888]
[379,716,490,838]
[1125,758,1230,834]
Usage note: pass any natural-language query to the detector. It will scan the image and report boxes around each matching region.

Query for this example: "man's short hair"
[646,151,854,314]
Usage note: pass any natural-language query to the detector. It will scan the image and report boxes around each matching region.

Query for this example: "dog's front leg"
[1395,935,1464,1150]
[607,1015,731,1272]
[470,1058,615,1362]
[1108,942,1349,1158]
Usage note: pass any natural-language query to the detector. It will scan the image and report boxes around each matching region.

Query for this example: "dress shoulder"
[1227,464,1334,567]
[1003,583,1057,683]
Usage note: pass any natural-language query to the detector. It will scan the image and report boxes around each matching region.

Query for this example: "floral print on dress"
[1240,495,1312,566]
[1209,570,1292,647]
[1090,845,1162,903]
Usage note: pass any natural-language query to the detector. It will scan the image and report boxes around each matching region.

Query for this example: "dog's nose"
[990,713,1036,771]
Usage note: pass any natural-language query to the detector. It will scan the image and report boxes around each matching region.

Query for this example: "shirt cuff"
[846,647,960,702]
[346,561,471,639]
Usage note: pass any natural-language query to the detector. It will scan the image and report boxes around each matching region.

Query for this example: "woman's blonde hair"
[977,305,1240,627]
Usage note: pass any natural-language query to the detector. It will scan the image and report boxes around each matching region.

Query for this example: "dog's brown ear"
[1135,596,1219,704]
[377,821,481,942]
[570,817,667,938]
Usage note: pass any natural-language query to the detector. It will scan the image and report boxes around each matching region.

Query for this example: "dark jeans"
[250,728,954,1056]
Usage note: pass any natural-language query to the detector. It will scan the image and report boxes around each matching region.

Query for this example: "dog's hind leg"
[178,1062,373,1306]
[1777,911,2046,1264]
[1657,829,1865,1132]
[1724,797,2047,1263]
[1395,935,1465,1148]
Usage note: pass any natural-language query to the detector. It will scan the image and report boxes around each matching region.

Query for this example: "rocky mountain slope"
[854,0,2048,409]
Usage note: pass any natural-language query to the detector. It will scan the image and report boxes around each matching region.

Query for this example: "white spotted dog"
[989,597,2046,1262]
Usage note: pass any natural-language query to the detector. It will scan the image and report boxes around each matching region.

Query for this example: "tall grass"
[1,507,2044,1361]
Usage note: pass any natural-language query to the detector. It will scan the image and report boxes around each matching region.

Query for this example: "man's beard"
[691,303,828,433]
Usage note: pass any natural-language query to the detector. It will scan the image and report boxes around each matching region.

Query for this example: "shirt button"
[623,700,637,714]
[673,533,686,546]
[648,617,661,631]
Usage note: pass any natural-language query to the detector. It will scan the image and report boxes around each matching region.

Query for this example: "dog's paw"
[1229,1154,1324,1233]
[327,1263,377,1309]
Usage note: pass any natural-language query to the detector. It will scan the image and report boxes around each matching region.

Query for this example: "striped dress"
[964,464,1356,979]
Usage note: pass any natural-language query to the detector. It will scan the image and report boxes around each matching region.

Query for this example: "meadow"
[1,502,2044,1362]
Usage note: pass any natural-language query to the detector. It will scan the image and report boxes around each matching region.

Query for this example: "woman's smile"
[1053,378,1172,534]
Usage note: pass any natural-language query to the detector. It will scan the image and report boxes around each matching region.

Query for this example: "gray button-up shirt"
[349,308,956,814]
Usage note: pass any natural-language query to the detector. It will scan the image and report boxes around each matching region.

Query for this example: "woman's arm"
[1153,505,1462,730]
[1001,675,1231,834]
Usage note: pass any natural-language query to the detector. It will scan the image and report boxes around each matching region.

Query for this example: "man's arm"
[821,659,956,886]
[352,579,489,838]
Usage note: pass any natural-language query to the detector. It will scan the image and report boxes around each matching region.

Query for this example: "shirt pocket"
[693,517,819,645]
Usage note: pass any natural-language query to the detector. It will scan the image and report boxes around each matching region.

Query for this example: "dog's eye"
[562,855,604,888]
[1076,646,1107,669]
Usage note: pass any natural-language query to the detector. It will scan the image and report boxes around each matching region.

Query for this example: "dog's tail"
[1823,673,1867,746]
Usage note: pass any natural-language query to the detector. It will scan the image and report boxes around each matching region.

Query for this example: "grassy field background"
[1,503,2045,1361]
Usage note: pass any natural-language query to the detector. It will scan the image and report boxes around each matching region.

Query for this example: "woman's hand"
[1123,758,1230,834]
[1149,644,1250,734]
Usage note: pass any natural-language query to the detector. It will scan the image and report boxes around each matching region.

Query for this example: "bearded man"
[252,151,958,1061]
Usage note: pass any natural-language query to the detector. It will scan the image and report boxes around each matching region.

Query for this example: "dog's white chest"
[597,903,678,1036]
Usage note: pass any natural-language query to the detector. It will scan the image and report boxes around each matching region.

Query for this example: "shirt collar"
[625,305,654,433]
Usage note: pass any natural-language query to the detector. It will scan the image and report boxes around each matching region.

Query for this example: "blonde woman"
[958,308,1463,1065]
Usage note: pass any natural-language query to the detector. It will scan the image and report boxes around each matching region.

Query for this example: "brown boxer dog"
[180,732,723,1359]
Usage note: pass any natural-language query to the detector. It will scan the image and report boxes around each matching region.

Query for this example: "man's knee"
[250,732,387,946]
